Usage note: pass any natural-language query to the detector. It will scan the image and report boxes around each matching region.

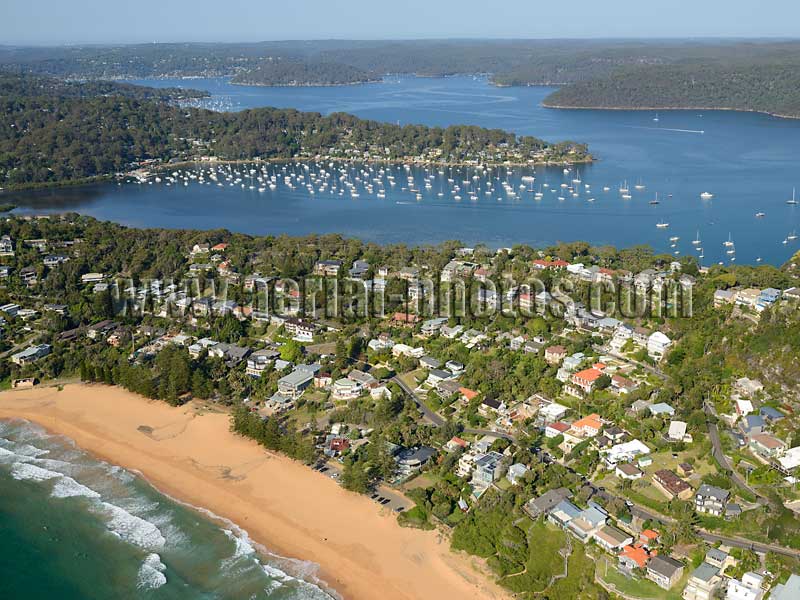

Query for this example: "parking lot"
[313,460,409,513]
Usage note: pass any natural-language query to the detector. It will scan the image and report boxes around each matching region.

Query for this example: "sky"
[2,0,798,45]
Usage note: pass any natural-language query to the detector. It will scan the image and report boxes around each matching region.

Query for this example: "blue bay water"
[0,419,336,600]
[6,75,800,265]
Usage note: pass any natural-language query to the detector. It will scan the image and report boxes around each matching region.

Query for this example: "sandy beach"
[0,383,507,600]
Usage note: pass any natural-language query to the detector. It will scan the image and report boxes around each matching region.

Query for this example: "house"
[739,415,765,437]
[43,304,68,316]
[0,303,20,317]
[0,235,14,256]
[649,402,675,417]
[190,243,210,256]
[532,259,569,270]
[735,377,764,397]
[770,574,800,600]
[725,572,764,600]
[246,348,280,377]
[441,324,463,339]
[668,420,689,442]
[619,544,651,571]
[705,548,733,571]
[348,259,369,279]
[593,525,633,553]
[735,399,755,416]
[611,374,637,394]
[683,562,722,600]
[208,343,250,366]
[616,462,644,480]
[11,344,51,365]
[396,446,437,476]
[783,287,800,301]
[347,369,377,389]
[43,255,69,268]
[603,439,650,468]
[548,499,582,529]
[427,368,454,387]
[446,360,465,374]
[277,368,314,399]
[570,413,603,438]
[749,433,787,459]
[20,266,38,286]
[736,288,761,309]
[568,368,604,395]
[522,488,572,519]
[546,421,571,439]
[419,356,442,370]
[436,379,462,398]
[759,406,784,422]
[81,272,105,284]
[188,337,218,358]
[539,402,569,424]
[421,317,448,336]
[284,318,315,342]
[332,378,363,400]
[714,289,737,306]
[86,319,116,340]
[479,397,504,417]
[646,555,684,590]
[566,503,608,542]
[639,529,660,549]
[473,451,504,485]
[652,469,692,500]
[313,259,343,277]
[695,484,730,517]
[758,287,781,307]
[647,332,672,359]
[507,463,528,485]
[544,345,567,364]
[391,343,425,358]
[368,334,394,352]
[777,446,800,473]
[391,312,420,327]
[445,437,470,453]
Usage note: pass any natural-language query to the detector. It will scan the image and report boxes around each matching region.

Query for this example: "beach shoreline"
[0,383,507,600]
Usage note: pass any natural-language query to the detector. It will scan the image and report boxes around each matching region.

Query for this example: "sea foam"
[137,553,167,590]
[51,476,102,499]
[99,502,166,550]
[11,462,62,482]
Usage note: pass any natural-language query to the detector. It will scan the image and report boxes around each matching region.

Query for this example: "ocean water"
[8,75,800,265]
[0,419,337,600]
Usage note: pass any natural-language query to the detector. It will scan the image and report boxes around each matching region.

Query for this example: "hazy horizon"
[3,0,799,46]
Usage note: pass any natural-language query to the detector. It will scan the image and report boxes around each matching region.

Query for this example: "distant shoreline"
[541,102,800,121]
[230,79,383,88]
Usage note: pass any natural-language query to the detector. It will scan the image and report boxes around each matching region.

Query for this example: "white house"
[647,331,672,359]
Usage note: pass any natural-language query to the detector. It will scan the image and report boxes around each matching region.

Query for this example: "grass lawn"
[496,478,513,491]
[597,557,686,600]
[398,369,425,390]
[403,473,438,491]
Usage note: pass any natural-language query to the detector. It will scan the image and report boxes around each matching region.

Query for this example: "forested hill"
[0,74,590,190]
[542,62,800,118]
[231,60,377,86]
[0,72,208,102]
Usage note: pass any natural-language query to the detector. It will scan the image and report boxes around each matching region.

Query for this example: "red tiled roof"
[459,387,479,400]
[620,544,650,569]
[574,368,603,382]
